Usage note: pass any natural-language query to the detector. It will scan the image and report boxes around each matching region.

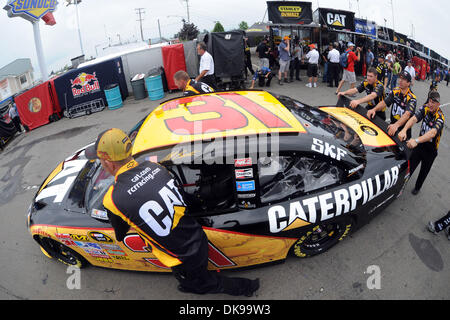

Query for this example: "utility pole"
[135,8,145,41]
[66,0,84,56]
[390,0,395,31]
[183,0,190,23]
[158,19,162,40]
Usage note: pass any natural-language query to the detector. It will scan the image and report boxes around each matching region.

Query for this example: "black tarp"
[377,26,394,42]
[208,31,245,78]
[0,119,16,140]
[267,1,313,24]
[394,32,408,46]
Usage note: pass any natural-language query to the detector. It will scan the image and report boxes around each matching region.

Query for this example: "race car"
[27,90,411,272]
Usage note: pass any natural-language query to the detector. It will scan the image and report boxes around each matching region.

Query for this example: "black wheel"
[38,236,89,268]
[290,217,353,258]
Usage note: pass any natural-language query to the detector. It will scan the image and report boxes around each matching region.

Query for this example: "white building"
[0,58,34,101]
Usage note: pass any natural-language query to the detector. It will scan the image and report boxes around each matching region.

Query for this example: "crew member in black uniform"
[174,70,214,97]
[338,67,386,120]
[367,71,417,139]
[244,37,255,76]
[85,128,259,296]
[376,56,388,88]
[397,91,445,195]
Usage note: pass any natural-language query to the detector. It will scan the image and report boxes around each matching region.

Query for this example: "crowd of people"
[251,36,450,92]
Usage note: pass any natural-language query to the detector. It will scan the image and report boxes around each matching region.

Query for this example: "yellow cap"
[85,128,132,162]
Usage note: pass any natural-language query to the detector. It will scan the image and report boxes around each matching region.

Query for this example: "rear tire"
[290,217,353,258]
[38,236,89,268]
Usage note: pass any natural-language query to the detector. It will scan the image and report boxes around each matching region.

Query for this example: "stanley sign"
[267,1,313,24]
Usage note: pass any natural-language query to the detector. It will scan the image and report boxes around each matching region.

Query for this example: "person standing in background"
[290,41,303,82]
[244,37,254,77]
[304,44,320,88]
[327,42,340,88]
[391,58,402,90]
[336,42,360,95]
[9,101,24,134]
[277,36,291,85]
[366,48,374,68]
[195,42,216,89]
[256,37,270,69]
[404,60,416,87]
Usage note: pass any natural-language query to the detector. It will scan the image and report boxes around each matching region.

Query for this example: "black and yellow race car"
[27,90,411,271]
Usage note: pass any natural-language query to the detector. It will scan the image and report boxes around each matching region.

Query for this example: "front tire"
[290,217,353,258]
[38,236,89,268]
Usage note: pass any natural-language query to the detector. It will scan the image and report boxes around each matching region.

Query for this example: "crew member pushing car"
[338,67,386,120]
[173,70,214,96]
[397,91,445,195]
[367,71,417,139]
[85,128,259,296]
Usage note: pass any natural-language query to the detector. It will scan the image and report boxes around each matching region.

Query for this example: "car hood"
[32,144,95,214]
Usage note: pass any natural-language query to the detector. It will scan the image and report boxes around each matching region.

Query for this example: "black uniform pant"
[409,145,437,191]
[171,239,255,296]
[289,58,301,80]
[433,211,450,232]
[202,75,217,90]
[258,74,273,87]
[328,62,340,87]
[12,116,22,132]
[245,53,254,76]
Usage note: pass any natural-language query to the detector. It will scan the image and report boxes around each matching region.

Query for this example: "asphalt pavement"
[0,68,449,300]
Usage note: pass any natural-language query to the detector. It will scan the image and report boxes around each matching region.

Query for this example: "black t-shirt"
[256,42,270,59]
[183,79,214,97]
[376,62,388,83]
[103,160,207,268]
[356,79,386,109]
[384,87,417,124]
[415,105,446,151]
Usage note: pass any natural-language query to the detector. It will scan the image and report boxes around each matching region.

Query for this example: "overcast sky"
[1,0,449,79]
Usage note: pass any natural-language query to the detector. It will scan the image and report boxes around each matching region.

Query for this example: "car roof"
[132,90,307,156]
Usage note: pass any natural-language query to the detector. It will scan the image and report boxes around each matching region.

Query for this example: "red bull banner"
[53,57,128,119]
[70,72,101,98]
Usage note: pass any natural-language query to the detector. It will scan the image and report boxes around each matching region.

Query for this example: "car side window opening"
[168,163,237,215]
[258,155,343,204]
[86,164,114,216]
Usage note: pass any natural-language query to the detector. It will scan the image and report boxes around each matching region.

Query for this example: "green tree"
[238,21,249,30]
[175,19,200,41]
[212,21,225,33]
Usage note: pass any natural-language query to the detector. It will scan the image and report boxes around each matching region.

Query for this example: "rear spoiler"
[336,95,411,159]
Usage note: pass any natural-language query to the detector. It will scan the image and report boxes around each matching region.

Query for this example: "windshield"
[85,161,114,212]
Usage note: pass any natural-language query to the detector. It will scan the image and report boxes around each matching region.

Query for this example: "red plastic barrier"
[15,79,61,131]
[162,44,187,90]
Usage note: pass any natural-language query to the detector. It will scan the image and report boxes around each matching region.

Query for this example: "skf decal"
[268,166,400,233]
[311,138,347,161]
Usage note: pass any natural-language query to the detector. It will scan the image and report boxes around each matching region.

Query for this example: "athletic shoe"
[313,83,317,88]
[427,221,438,235]
[306,83,312,88]
[278,80,283,86]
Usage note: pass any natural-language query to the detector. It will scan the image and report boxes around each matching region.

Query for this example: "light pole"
[66,0,84,56]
